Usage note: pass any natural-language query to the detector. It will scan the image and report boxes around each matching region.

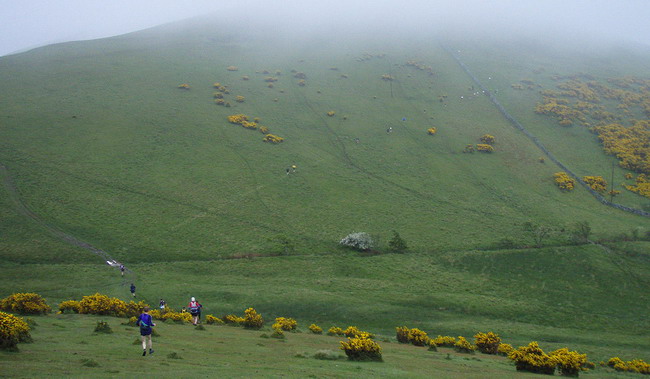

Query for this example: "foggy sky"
[1,0,650,57]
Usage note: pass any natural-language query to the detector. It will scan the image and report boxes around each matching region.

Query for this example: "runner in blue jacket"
[136,306,156,356]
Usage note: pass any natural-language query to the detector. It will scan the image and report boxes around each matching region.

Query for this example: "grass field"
[1,17,649,377]
[0,311,647,378]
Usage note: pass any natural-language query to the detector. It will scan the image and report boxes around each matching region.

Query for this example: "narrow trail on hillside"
[5,147,290,237]
[441,44,650,218]
[0,161,130,273]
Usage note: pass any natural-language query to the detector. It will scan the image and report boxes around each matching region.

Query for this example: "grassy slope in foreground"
[0,313,641,378]
[0,21,646,262]
[1,242,648,364]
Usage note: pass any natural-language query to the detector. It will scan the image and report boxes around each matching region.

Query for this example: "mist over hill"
[1,11,650,376]
[0,13,648,263]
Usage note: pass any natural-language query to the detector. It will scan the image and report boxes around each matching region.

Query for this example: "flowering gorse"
[0,311,31,350]
[273,317,297,331]
[474,332,501,354]
[0,293,51,315]
[243,308,264,329]
[309,324,323,334]
[340,332,382,361]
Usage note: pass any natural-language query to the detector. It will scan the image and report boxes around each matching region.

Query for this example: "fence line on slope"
[441,44,649,217]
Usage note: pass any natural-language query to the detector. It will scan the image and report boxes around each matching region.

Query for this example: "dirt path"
[0,161,130,274]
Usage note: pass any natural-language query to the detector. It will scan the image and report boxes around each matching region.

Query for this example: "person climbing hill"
[136,306,156,356]
[188,297,202,325]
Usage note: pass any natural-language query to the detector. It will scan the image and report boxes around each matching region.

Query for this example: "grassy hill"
[1,16,649,376]
[1,311,646,378]
[0,19,647,261]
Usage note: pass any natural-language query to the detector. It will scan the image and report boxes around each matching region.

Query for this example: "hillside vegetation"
[1,18,649,377]
[0,20,647,261]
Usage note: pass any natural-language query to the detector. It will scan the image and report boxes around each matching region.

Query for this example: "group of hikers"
[136,297,203,356]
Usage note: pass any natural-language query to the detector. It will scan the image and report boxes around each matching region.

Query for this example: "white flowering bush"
[339,232,374,251]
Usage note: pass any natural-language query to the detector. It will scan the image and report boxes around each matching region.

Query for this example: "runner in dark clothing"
[136,306,156,356]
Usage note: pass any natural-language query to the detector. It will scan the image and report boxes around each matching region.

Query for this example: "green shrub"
[388,230,408,253]
[313,349,344,360]
[94,321,112,334]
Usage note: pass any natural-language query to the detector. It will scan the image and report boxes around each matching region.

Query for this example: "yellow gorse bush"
[228,114,248,124]
[205,314,224,325]
[224,314,245,325]
[497,343,514,356]
[228,114,283,142]
[607,357,650,374]
[161,311,192,323]
[57,300,81,314]
[340,332,383,361]
[76,293,146,318]
[427,127,437,135]
[508,341,557,375]
[476,144,494,153]
[273,317,297,331]
[408,328,430,347]
[0,293,51,315]
[582,176,607,193]
[454,336,476,353]
[554,172,575,191]
[474,331,501,354]
[396,326,410,343]
[327,326,344,336]
[226,66,238,71]
[592,121,650,175]
[243,307,264,329]
[308,324,322,334]
[550,347,589,376]
[432,335,456,347]
[479,134,496,144]
[626,174,650,198]
[263,134,284,143]
[0,311,31,350]
[177,83,190,89]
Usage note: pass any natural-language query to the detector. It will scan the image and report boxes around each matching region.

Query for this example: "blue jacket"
[136,313,153,327]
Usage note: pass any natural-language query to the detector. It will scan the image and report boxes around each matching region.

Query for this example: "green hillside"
[0,20,647,261]
[1,17,650,376]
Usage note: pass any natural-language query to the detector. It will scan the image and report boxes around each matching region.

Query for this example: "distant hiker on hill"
[136,306,156,356]
[291,164,297,173]
[159,299,166,310]
[130,283,136,297]
[387,127,392,133]
[286,167,291,175]
[188,297,202,325]
[120,264,125,276]
[180,307,187,313]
